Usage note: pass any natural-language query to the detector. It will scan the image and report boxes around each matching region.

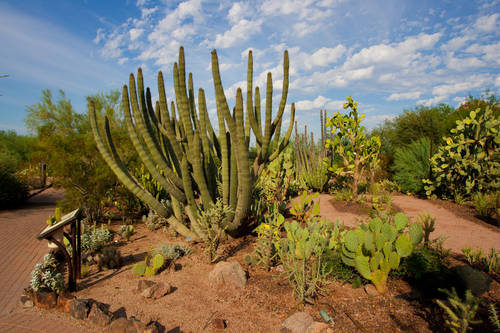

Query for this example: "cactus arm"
[174,48,194,144]
[123,86,187,204]
[229,137,238,210]
[188,73,200,131]
[271,50,289,133]
[225,88,252,232]
[190,129,214,207]
[180,156,199,223]
[245,51,253,147]
[128,74,185,193]
[88,101,170,217]
[260,73,273,163]
[198,88,218,198]
[218,107,230,205]
[247,87,263,146]
[268,102,295,164]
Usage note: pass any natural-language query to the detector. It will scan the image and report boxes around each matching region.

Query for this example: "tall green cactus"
[89,46,295,240]
[341,212,423,293]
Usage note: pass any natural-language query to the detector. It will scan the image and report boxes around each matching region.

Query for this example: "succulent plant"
[97,246,122,270]
[133,253,165,277]
[341,212,423,293]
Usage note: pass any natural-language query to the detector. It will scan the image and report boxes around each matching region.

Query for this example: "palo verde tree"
[89,46,295,241]
[325,96,381,198]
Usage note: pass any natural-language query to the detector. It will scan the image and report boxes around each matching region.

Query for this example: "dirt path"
[316,193,500,254]
[0,189,90,332]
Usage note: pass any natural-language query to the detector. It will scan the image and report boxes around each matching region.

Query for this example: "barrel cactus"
[341,212,423,293]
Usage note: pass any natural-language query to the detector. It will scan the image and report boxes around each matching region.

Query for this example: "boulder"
[69,298,90,320]
[208,261,247,288]
[56,293,75,313]
[34,291,57,310]
[305,322,333,333]
[88,302,112,327]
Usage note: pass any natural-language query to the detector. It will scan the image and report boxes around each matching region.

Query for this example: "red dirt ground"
[2,189,499,332]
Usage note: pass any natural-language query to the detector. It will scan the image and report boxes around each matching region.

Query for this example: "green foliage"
[133,253,165,277]
[290,191,320,224]
[119,224,135,241]
[26,89,136,222]
[30,253,65,293]
[341,213,423,293]
[142,208,169,231]
[417,212,436,248]
[424,106,500,200]
[277,194,343,303]
[152,243,191,260]
[371,103,457,177]
[0,162,28,209]
[81,223,113,252]
[472,192,497,219]
[462,247,500,275]
[436,288,482,333]
[325,96,381,198]
[198,198,233,263]
[490,303,500,332]
[249,204,285,269]
[97,246,122,269]
[332,187,354,202]
[392,137,431,194]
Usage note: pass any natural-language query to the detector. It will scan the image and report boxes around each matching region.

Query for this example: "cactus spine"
[89,47,294,240]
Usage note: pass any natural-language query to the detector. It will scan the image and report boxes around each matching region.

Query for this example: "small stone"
[69,298,90,320]
[20,295,34,308]
[137,280,156,292]
[211,318,227,329]
[208,261,247,288]
[152,282,173,299]
[108,317,129,333]
[364,284,379,297]
[275,265,285,273]
[141,286,156,299]
[34,291,57,309]
[282,312,314,333]
[88,302,112,327]
[56,293,75,313]
[306,322,333,333]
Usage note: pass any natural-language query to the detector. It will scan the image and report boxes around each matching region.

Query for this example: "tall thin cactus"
[89,47,294,240]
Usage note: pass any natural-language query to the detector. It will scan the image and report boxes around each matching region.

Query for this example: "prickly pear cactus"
[133,253,165,276]
[341,212,423,293]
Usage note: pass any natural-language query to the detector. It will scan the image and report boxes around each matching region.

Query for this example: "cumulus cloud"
[386,91,422,101]
[474,13,499,32]
[227,2,252,23]
[129,28,144,41]
[295,96,345,111]
[212,19,263,49]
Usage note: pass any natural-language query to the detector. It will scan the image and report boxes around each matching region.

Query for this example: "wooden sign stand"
[36,208,82,292]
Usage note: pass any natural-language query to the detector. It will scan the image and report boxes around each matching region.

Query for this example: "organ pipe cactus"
[341,212,423,293]
[89,47,295,240]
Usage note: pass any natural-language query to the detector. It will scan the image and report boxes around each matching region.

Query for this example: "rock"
[137,280,156,292]
[364,284,379,297]
[56,293,75,313]
[88,302,112,327]
[275,265,285,273]
[211,318,227,329]
[141,286,156,299]
[20,294,34,308]
[34,291,57,309]
[208,261,247,288]
[306,322,333,333]
[69,298,90,320]
[152,282,173,299]
[108,317,130,333]
[282,312,314,333]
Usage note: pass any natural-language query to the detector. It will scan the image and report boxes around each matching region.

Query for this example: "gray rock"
[88,302,112,327]
[137,280,156,292]
[208,261,247,288]
[69,298,90,320]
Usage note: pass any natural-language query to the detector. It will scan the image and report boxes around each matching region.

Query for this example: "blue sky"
[1,0,499,136]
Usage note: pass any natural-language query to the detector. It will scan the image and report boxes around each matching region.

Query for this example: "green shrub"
[152,243,191,260]
[81,224,113,252]
[392,137,431,194]
[30,253,65,293]
[198,198,233,263]
[0,162,28,209]
[436,288,482,333]
[424,106,500,200]
[472,192,496,219]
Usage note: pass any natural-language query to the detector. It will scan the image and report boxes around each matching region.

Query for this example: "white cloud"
[212,19,263,49]
[483,42,500,64]
[303,45,346,69]
[416,95,448,106]
[295,96,345,111]
[293,21,320,37]
[432,75,489,96]
[446,55,485,71]
[474,13,499,32]
[386,91,422,101]
[344,32,442,69]
[129,28,144,41]
[227,2,252,24]
[495,75,500,87]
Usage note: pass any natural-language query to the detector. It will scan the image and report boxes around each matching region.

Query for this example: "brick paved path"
[0,190,90,332]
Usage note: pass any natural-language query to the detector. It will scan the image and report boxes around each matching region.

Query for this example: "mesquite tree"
[325,96,381,198]
[89,47,295,240]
